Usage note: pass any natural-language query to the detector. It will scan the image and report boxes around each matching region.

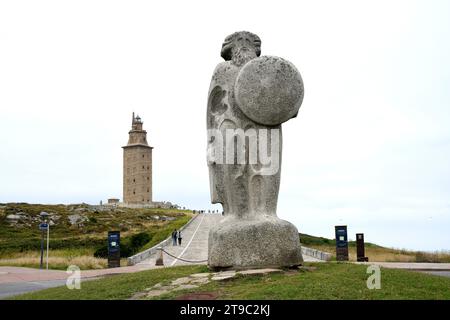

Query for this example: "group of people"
[172,229,182,246]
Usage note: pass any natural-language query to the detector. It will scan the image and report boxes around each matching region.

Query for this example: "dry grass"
[0,250,107,270]
[307,244,450,263]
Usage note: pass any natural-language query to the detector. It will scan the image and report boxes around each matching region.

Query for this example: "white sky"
[1,0,450,251]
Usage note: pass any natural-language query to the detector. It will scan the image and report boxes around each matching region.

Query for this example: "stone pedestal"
[208,215,303,270]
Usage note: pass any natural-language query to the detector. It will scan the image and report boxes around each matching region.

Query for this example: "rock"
[191,278,210,285]
[49,220,55,226]
[190,273,210,278]
[172,284,199,291]
[171,277,192,286]
[238,268,282,276]
[6,214,21,220]
[150,283,163,289]
[159,285,176,291]
[152,215,160,220]
[208,216,303,269]
[145,289,171,298]
[129,292,149,300]
[211,274,236,281]
[68,214,86,225]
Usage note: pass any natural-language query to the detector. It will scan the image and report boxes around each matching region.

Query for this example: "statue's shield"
[234,56,304,126]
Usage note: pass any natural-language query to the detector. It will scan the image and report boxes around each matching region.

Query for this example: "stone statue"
[207,31,305,269]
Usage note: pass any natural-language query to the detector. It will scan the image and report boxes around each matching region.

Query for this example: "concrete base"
[208,215,303,270]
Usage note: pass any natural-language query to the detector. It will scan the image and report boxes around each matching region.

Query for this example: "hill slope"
[0,203,192,269]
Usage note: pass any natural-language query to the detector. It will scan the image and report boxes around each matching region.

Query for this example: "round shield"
[234,56,304,126]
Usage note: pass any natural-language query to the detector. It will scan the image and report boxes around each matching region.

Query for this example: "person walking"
[172,229,177,246]
[177,230,182,246]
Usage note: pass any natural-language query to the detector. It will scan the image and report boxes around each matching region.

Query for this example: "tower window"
[142,155,145,158]
[142,165,145,169]
[133,179,135,183]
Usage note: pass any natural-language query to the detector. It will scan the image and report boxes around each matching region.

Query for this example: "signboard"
[356,233,369,262]
[39,223,49,231]
[335,225,349,261]
[107,231,120,268]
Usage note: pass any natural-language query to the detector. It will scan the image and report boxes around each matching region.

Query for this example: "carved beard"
[231,47,257,67]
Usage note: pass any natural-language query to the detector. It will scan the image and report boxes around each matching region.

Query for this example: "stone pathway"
[130,268,283,300]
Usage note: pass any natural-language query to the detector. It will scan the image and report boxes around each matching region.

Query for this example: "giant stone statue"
[207,31,304,269]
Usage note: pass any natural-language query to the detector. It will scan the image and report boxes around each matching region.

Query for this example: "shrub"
[93,246,108,258]
[130,232,151,250]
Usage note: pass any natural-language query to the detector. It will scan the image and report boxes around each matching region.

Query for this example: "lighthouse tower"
[122,113,153,204]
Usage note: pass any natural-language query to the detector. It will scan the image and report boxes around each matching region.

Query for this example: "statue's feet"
[208,215,303,270]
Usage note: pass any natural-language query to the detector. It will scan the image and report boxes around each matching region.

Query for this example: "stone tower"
[122,113,153,204]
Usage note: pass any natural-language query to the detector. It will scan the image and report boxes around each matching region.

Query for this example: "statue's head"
[221,31,261,65]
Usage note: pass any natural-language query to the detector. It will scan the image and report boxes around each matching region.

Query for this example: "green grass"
[140,214,192,250]
[156,263,450,300]
[10,263,450,300]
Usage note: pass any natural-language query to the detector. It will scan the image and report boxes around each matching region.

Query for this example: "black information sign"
[108,231,120,268]
[335,225,349,261]
[356,233,369,262]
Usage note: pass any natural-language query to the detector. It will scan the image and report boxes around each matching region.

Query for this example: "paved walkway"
[137,213,220,267]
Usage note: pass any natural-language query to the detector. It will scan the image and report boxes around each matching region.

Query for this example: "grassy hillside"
[300,233,450,263]
[0,203,193,269]
[11,263,450,300]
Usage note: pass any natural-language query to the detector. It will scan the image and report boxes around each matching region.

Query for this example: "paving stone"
[191,278,210,285]
[145,289,171,298]
[129,292,148,300]
[238,268,282,276]
[211,274,236,281]
[159,285,176,290]
[173,284,199,291]
[171,277,192,285]
[213,271,236,276]
[190,273,210,278]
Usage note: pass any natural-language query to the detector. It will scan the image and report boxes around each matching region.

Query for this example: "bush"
[130,232,151,250]
[93,232,151,259]
[93,246,108,258]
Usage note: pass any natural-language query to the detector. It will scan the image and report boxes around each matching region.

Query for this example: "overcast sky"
[1,0,449,251]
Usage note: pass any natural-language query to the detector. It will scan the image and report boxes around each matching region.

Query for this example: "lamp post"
[39,211,49,269]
